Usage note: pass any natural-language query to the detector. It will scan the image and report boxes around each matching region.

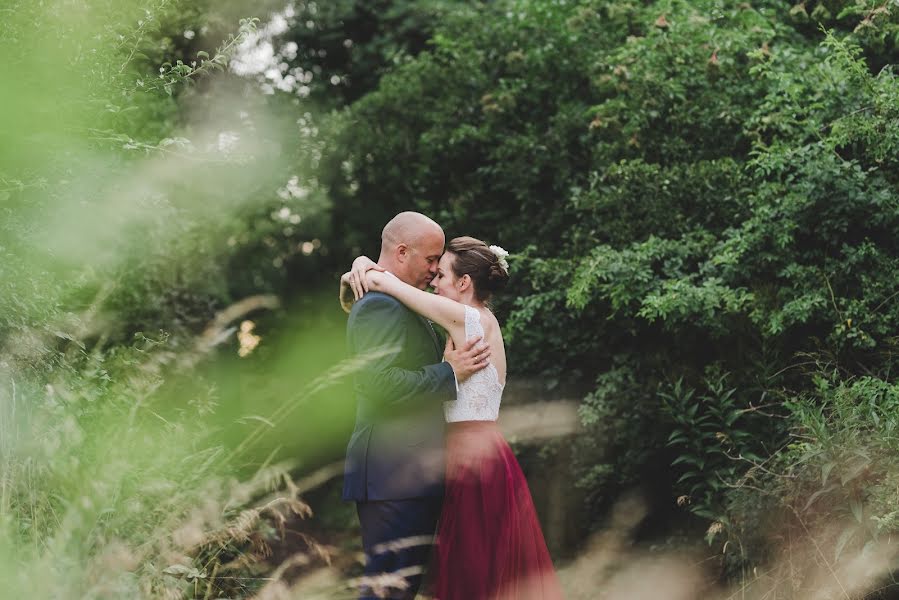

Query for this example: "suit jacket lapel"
[416,314,442,359]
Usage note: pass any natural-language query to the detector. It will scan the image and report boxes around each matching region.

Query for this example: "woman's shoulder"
[470,306,501,335]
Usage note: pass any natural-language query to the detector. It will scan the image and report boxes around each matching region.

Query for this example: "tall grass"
[0,1,343,597]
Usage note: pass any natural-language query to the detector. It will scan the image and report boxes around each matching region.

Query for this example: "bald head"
[381,211,443,252]
[378,211,445,289]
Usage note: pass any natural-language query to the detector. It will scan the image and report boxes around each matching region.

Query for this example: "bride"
[342,236,562,600]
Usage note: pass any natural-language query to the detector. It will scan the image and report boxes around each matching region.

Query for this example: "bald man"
[342,212,490,599]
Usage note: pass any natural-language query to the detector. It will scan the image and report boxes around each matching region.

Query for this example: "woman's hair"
[446,236,509,302]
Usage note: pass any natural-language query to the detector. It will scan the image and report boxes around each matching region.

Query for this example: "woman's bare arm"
[363,270,468,345]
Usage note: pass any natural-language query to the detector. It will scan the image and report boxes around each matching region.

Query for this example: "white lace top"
[444,305,505,422]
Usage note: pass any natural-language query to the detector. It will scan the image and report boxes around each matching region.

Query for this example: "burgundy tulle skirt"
[429,421,563,600]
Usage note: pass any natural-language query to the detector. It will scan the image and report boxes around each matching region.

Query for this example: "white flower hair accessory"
[488,245,510,274]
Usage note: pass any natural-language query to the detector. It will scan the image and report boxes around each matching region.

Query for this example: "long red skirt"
[429,421,563,600]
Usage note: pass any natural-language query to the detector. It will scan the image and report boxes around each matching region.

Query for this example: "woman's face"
[432,252,461,301]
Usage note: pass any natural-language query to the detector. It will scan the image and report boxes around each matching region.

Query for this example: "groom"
[342,212,490,599]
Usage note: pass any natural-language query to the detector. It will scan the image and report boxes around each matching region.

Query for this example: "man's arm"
[351,295,455,407]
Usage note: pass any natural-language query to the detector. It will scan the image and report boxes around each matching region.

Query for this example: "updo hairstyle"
[445,236,509,302]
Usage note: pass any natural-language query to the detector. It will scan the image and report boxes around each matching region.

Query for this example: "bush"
[319,0,899,577]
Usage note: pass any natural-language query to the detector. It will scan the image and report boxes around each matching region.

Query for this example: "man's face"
[407,230,445,290]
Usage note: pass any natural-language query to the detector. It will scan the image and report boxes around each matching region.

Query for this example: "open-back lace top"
[444,305,505,422]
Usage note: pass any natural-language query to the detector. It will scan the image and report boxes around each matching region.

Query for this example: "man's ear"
[396,243,409,264]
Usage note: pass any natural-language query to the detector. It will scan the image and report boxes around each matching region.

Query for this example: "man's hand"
[444,336,491,383]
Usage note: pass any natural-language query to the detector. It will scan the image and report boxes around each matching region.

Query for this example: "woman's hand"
[339,271,357,313]
[346,255,385,300]
[361,269,391,293]
[339,267,391,313]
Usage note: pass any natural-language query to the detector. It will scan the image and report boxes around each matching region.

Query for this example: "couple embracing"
[339,212,562,600]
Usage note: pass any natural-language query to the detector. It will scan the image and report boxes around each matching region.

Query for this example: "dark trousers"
[356,498,443,600]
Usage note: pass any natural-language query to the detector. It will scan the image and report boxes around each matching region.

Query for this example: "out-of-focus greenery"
[263,0,474,106]
[5,0,899,595]
[0,1,352,597]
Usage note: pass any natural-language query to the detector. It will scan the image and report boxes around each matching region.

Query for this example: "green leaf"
[836,5,866,20]
[821,461,836,486]
[803,484,837,511]
[834,526,856,562]
[692,507,718,520]
[668,436,689,447]
[849,498,863,524]
[677,470,701,484]
[163,564,206,581]
[840,460,869,485]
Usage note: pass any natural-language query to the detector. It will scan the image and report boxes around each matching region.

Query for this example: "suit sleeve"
[350,295,455,407]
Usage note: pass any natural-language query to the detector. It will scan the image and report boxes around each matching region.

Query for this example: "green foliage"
[317,0,899,577]
[574,362,665,511]
[786,375,899,532]
[0,2,345,597]
[660,372,770,526]
[263,0,471,106]
[720,373,899,587]
[5,0,899,592]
